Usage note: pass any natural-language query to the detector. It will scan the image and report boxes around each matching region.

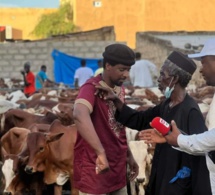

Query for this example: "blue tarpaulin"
[52,49,101,88]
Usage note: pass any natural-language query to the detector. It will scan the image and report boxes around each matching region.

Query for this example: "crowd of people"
[73,39,215,195]
[20,58,106,97]
[21,50,157,98]
[18,38,215,195]
[20,63,56,97]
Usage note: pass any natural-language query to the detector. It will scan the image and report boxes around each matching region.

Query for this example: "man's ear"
[105,63,112,71]
[173,75,179,84]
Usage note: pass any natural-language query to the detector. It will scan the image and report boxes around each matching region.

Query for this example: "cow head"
[52,103,74,126]
[128,141,153,195]
[25,132,64,174]
[2,154,28,194]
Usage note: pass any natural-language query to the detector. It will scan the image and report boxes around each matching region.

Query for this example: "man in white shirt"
[129,52,157,87]
[74,59,94,88]
[163,38,215,195]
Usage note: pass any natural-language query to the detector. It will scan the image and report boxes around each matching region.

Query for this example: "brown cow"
[1,127,30,194]
[0,109,58,137]
[23,119,78,195]
[1,127,45,195]
[1,125,51,195]
[52,103,74,126]
[1,127,30,156]
[0,127,29,192]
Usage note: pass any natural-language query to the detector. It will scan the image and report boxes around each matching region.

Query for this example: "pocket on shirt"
[170,177,191,194]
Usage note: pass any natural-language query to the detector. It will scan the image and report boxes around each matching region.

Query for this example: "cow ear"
[12,131,20,138]
[46,132,64,143]
[19,156,29,165]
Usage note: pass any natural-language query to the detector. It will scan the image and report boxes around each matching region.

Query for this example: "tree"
[32,3,76,38]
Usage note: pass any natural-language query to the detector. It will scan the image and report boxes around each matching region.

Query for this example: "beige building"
[72,0,215,48]
[0,8,57,40]
[1,0,215,47]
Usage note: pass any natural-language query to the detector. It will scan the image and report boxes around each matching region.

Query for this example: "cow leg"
[54,184,62,195]
[130,181,137,195]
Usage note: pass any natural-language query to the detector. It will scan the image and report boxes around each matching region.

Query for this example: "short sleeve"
[42,72,48,80]
[74,82,96,113]
[28,73,35,84]
[74,70,79,79]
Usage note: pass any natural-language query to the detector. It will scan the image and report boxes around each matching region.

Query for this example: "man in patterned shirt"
[73,44,139,195]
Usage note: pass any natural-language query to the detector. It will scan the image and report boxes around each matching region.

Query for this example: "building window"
[93,1,102,7]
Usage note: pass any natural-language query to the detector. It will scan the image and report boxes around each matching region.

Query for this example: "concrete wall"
[135,32,205,86]
[47,26,115,41]
[135,33,173,70]
[0,26,116,80]
[0,40,116,81]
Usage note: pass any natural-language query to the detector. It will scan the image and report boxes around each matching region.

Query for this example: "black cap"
[102,44,135,66]
[167,51,196,75]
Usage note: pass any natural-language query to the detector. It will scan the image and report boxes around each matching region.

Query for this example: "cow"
[125,128,153,195]
[52,103,74,126]
[1,127,44,194]
[0,109,58,137]
[6,90,27,103]
[1,126,30,194]
[1,125,51,195]
[23,119,78,195]
[128,141,152,195]
[1,127,30,156]
[0,100,20,114]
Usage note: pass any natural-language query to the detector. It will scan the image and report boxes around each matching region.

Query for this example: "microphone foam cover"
[151,117,171,136]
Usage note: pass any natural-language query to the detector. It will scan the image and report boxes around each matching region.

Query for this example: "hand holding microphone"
[150,117,171,136]
[138,117,170,144]
[151,117,188,136]
[138,117,183,145]
[150,117,184,147]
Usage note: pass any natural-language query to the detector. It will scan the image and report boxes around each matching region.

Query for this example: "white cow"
[126,128,153,195]
[6,90,27,103]
[129,141,152,195]
[0,100,20,114]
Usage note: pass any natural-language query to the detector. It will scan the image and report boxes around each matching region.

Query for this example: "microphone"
[151,117,171,136]
[151,117,187,136]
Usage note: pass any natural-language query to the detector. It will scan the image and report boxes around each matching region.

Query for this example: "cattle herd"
[0,78,214,195]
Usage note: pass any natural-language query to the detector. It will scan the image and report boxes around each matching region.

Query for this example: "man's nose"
[157,75,162,83]
[124,70,130,78]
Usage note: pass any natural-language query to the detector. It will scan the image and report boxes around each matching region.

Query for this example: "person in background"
[74,59,94,88]
[157,38,215,195]
[129,52,158,88]
[94,59,104,76]
[73,43,139,195]
[35,65,56,91]
[20,62,35,97]
[95,51,212,195]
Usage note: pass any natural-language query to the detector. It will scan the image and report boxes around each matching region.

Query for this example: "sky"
[0,0,59,8]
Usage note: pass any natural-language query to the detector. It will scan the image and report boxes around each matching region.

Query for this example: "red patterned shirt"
[73,75,128,194]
